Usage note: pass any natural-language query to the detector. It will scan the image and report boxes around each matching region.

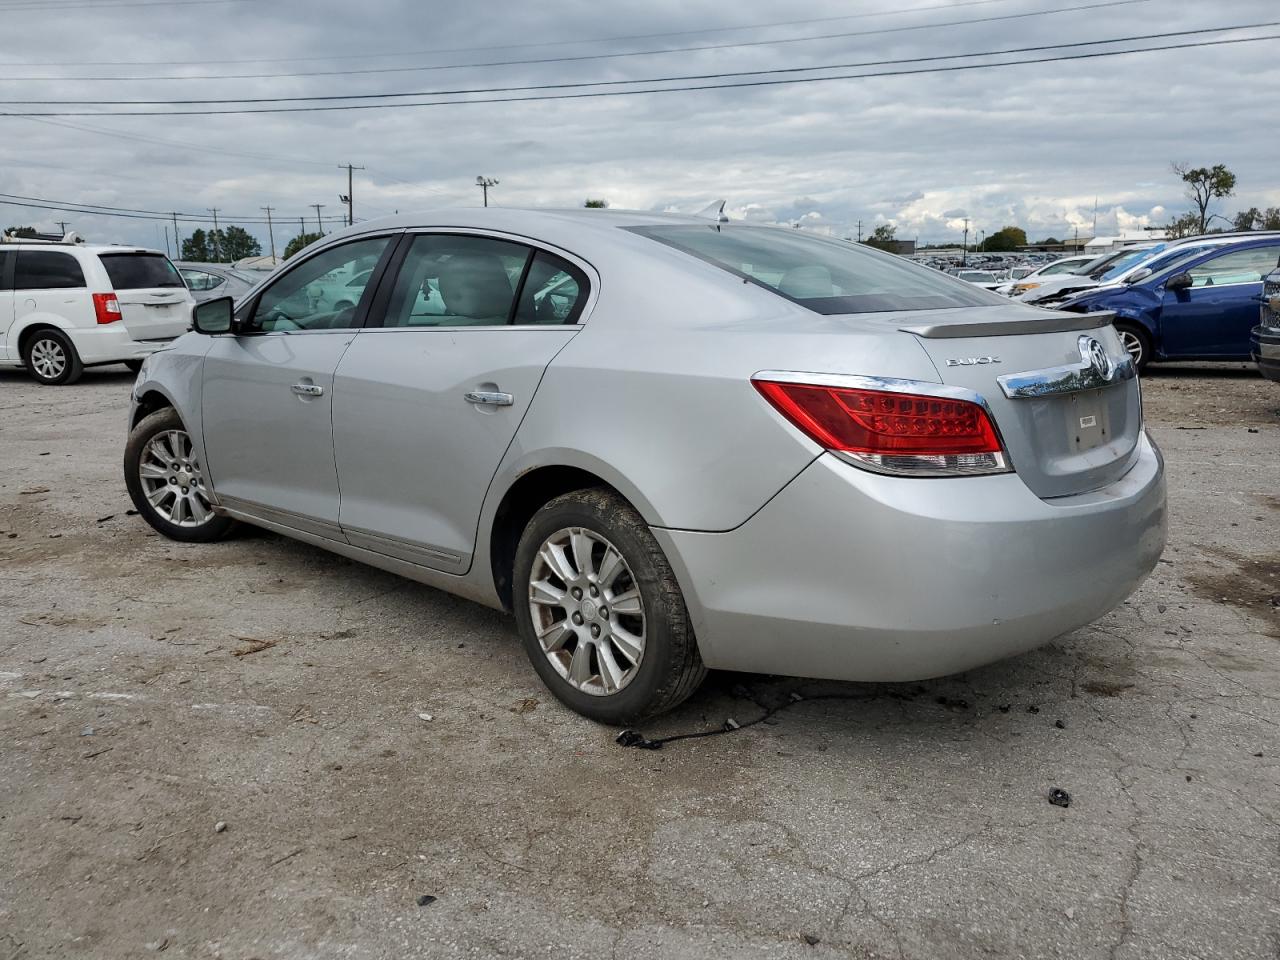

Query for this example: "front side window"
[14,251,85,290]
[383,234,531,328]
[180,269,224,291]
[1186,245,1280,287]
[99,253,184,289]
[252,236,391,332]
[627,224,1003,314]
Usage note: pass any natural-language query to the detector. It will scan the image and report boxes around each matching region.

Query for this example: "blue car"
[1059,236,1280,371]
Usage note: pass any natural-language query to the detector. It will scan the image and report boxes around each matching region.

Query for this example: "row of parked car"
[3,225,1279,385]
[968,232,1280,377]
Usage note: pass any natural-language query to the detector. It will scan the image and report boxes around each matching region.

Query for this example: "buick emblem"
[1079,336,1112,379]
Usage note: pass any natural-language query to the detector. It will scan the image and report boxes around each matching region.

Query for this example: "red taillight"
[752,377,1009,476]
[93,293,122,325]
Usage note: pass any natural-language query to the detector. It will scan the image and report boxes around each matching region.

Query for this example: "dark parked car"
[1059,236,1280,371]
[1253,266,1280,383]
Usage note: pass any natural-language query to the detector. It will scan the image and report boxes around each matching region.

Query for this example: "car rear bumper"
[1251,325,1280,382]
[655,433,1166,682]
[69,324,179,365]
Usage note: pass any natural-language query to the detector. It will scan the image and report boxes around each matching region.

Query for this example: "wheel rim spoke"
[138,430,216,528]
[527,525,646,697]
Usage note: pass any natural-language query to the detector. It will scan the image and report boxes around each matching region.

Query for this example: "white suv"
[0,239,194,385]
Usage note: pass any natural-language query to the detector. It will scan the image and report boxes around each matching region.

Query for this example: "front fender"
[127,339,211,482]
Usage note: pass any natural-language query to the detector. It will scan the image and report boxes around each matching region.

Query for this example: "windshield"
[1098,245,1166,282]
[627,224,1005,314]
[98,252,185,289]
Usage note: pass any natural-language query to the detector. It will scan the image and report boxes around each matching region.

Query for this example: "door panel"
[201,333,355,537]
[1159,244,1280,357]
[332,327,577,569]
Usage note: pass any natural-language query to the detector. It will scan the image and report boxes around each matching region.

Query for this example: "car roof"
[4,242,166,256]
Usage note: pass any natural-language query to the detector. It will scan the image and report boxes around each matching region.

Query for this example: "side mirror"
[1124,268,1152,285]
[1166,272,1193,292]
[191,296,234,334]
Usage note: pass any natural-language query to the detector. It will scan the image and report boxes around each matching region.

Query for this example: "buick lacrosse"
[125,208,1167,723]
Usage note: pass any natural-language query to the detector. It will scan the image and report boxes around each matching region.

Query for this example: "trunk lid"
[897,306,1142,499]
[97,252,192,340]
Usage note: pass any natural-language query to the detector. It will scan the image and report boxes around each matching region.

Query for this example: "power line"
[0,0,1020,67]
[0,0,246,11]
[5,31,1273,117]
[0,192,349,224]
[0,0,1155,82]
[11,22,1271,108]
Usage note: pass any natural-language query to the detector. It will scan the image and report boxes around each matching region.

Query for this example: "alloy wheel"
[138,430,215,527]
[1119,329,1144,367]
[29,337,67,381]
[527,526,646,696]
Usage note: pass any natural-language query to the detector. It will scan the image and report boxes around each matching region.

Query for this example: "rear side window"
[14,251,85,290]
[383,234,531,327]
[513,251,588,324]
[627,224,1002,314]
[99,253,185,289]
[180,268,225,291]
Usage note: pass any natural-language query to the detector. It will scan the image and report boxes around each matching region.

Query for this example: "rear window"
[14,250,85,290]
[626,224,1003,314]
[98,252,185,289]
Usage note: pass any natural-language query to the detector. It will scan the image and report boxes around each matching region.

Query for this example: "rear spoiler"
[900,310,1115,339]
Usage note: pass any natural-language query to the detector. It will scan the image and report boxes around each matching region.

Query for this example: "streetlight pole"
[207,208,221,261]
[961,217,969,266]
[339,163,364,225]
[260,206,276,262]
[475,176,499,207]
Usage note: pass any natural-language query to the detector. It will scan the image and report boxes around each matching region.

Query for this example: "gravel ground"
[1,360,1277,960]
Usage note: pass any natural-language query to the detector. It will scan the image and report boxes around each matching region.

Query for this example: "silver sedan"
[124,208,1167,723]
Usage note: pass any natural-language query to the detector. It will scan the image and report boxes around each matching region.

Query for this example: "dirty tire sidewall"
[124,407,237,544]
[513,487,706,725]
[23,328,83,385]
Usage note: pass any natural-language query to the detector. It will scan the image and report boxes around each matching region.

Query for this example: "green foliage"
[1231,207,1280,231]
[979,225,1027,252]
[583,198,609,208]
[5,225,39,238]
[181,228,211,261]
[862,223,898,251]
[284,232,324,259]
[180,225,261,262]
[1164,212,1202,240]
[1173,162,1236,234]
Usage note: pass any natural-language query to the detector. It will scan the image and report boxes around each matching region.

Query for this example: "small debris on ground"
[417,712,433,722]
[417,894,437,907]
[1054,719,1066,730]
[616,730,663,750]
[1048,788,1071,808]
[998,704,1011,713]
[936,696,969,709]
[1027,705,1040,714]
[96,515,115,524]
[80,726,94,737]
[1065,907,1076,920]
[801,933,821,946]
[214,821,227,833]
[510,698,539,715]
[724,718,740,730]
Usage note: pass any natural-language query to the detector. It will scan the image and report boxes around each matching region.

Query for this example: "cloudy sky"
[2,0,1277,253]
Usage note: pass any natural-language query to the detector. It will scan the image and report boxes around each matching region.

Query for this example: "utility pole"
[475,175,499,207]
[260,206,277,261]
[339,163,364,226]
[207,208,221,261]
[171,213,181,259]
[311,204,325,236]
[856,220,863,243]
[961,217,970,266]
[164,225,170,257]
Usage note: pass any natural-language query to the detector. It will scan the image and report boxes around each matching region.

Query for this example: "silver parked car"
[174,262,260,304]
[124,209,1167,723]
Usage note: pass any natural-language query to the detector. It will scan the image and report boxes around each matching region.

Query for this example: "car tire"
[22,328,83,385]
[124,359,145,374]
[124,407,236,543]
[513,487,706,724]
[1114,322,1152,374]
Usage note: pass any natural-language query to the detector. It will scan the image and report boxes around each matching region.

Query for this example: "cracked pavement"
[0,362,1277,959]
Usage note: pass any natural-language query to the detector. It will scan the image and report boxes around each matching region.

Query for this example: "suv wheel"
[124,408,236,543]
[513,487,706,724]
[23,329,83,385]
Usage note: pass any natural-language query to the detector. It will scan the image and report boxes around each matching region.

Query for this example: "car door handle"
[291,382,325,397]
[464,390,514,406]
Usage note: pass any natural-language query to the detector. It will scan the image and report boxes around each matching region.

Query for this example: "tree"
[5,225,39,238]
[1232,207,1280,231]
[863,223,898,251]
[979,225,1027,252]
[181,228,212,261]
[1164,212,1202,240]
[219,225,261,261]
[583,198,608,208]
[284,232,324,259]
[1173,162,1236,234]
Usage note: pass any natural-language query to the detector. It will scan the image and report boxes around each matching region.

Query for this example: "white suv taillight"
[753,373,1011,477]
[92,293,122,325]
